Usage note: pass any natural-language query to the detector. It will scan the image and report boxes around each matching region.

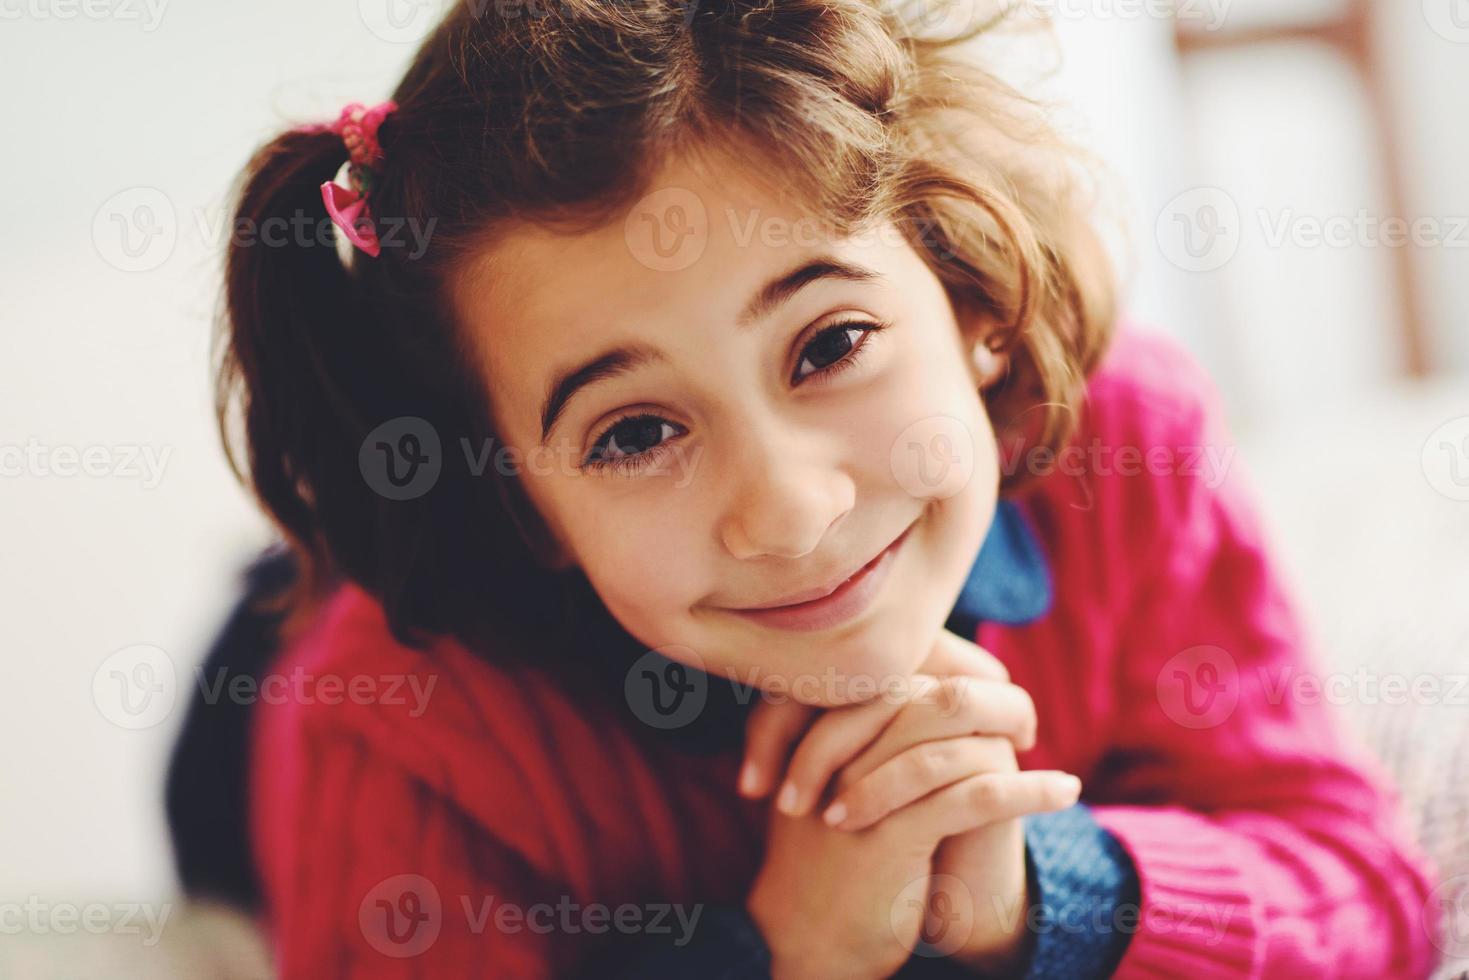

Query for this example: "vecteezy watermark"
[880,0,1232,34]
[193,666,438,718]
[1157,187,1469,272]
[1258,666,1469,709]
[1157,645,1469,729]
[192,207,437,261]
[357,874,703,958]
[999,434,1237,490]
[622,189,962,273]
[93,644,439,729]
[0,0,169,31]
[1155,645,1240,730]
[357,0,609,44]
[1423,416,1469,502]
[986,890,1240,945]
[624,648,978,730]
[0,439,173,488]
[625,645,710,730]
[1256,209,1469,251]
[356,0,447,44]
[461,435,703,485]
[1422,0,1469,44]
[1022,0,1230,30]
[1423,872,1469,958]
[0,897,173,946]
[1155,187,1242,273]
[94,193,439,273]
[624,186,711,272]
[358,418,707,501]
[891,415,980,502]
[93,644,178,730]
[894,873,976,958]
[360,416,444,501]
[93,187,177,273]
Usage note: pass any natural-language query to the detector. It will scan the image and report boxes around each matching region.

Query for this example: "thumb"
[922,628,1010,683]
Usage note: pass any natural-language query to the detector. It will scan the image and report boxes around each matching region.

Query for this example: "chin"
[804,619,932,706]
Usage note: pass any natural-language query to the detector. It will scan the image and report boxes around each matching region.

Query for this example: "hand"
[739,629,1080,976]
[745,736,1073,980]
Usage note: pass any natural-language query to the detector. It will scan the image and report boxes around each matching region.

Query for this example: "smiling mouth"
[735,523,911,610]
[718,518,918,633]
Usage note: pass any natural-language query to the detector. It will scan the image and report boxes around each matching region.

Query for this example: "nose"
[717,417,856,562]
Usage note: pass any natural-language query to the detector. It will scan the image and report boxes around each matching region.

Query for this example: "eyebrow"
[538,256,882,444]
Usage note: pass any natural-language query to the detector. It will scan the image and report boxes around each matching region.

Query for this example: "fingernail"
[1059,774,1082,796]
[776,780,798,815]
[822,801,847,827]
[738,761,759,796]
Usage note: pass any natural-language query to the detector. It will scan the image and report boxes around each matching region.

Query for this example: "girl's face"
[456,149,1004,706]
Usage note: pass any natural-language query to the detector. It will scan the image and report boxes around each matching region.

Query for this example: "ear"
[970,335,1011,391]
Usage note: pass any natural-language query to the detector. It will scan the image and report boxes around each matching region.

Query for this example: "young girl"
[208,1,1441,976]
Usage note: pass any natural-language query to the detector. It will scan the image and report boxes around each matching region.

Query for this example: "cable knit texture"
[250,328,1441,978]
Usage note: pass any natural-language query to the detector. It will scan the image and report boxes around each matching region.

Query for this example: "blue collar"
[943,498,1054,637]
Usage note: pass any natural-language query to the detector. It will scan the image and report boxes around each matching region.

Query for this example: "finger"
[740,695,817,798]
[921,628,1010,683]
[822,735,1014,831]
[891,770,1082,843]
[918,674,1037,752]
[834,676,1037,793]
[775,675,940,816]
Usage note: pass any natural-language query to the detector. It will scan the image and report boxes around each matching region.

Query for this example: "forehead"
[451,150,899,441]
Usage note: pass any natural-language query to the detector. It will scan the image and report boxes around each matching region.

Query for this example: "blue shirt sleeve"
[606,803,1137,979]
[1017,802,1139,978]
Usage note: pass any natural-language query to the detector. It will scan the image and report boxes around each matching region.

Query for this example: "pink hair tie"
[298,101,398,258]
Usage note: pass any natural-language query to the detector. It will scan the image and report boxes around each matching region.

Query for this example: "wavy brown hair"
[215,0,1118,660]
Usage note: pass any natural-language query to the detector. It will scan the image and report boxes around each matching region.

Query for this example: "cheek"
[572,515,704,638]
[860,339,998,505]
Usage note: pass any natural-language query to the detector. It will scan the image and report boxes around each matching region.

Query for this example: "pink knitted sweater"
[251,327,1442,977]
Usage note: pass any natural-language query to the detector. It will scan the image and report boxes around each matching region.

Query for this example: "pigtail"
[214,128,371,639]
[214,121,578,656]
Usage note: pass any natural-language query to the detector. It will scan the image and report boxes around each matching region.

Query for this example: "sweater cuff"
[606,903,770,979]
[1088,805,1263,977]
[1015,803,1140,979]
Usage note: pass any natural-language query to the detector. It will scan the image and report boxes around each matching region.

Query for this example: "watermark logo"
[891,415,977,501]
[1423,416,1469,502]
[0,897,172,946]
[1423,872,1469,958]
[360,874,443,958]
[0,439,172,488]
[624,187,710,272]
[360,416,442,500]
[893,873,974,957]
[1156,187,1241,273]
[1156,644,1238,729]
[357,0,445,43]
[93,187,176,273]
[624,645,709,729]
[0,0,169,31]
[92,644,177,730]
[1423,0,1469,43]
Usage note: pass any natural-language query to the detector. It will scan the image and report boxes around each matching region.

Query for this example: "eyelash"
[579,318,890,476]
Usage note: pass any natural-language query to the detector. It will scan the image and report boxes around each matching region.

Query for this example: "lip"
[725,520,916,633]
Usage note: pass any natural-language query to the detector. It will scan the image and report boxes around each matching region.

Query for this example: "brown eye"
[792,320,885,385]
[582,414,684,473]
